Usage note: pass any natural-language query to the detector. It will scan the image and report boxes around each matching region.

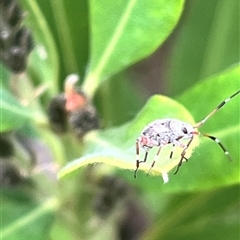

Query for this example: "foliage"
[1,0,239,240]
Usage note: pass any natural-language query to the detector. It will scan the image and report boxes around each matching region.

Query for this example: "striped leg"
[147,146,162,175]
[174,136,194,174]
[201,133,232,162]
[134,140,149,178]
[169,144,175,159]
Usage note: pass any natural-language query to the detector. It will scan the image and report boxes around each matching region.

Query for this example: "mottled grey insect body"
[139,119,194,151]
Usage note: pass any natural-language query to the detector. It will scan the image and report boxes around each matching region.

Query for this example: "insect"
[134,90,240,181]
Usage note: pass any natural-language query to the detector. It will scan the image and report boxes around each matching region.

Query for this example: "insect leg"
[134,140,140,178]
[201,133,232,162]
[174,136,194,174]
[134,140,149,178]
[169,144,175,159]
[147,146,162,175]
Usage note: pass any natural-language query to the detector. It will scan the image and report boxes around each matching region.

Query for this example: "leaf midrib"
[83,0,137,95]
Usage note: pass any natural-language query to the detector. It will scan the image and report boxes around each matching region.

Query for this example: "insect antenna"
[194,90,240,128]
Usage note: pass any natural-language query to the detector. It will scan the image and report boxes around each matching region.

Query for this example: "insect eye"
[182,127,188,134]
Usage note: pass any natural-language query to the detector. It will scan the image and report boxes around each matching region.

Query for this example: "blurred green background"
[1,0,239,239]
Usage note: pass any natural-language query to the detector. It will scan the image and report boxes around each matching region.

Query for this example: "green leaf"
[0,64,10,89]
[58,95,197,180]
[46,0,89,79]
[1,197,58,240]
[142,185,240,240]
[166,0,240,95]
[1,89,30,132]
[19,0,59,94]
[120,65,240,193]
[83,0,184,96]
[59,64,240,192]
[0,88,45,132]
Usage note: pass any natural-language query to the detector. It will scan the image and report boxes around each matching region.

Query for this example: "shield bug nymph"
[134,90,240,182]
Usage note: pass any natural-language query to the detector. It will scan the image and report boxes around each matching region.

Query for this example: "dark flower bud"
[0,0,34,73]
[0,134,14,158]
[69,103,99,138]
[1,0,23,28]
[47,94,68,133]
[0,161,24,187]
[14,28,34,54]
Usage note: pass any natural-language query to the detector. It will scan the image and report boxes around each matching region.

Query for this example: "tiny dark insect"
[134,90,240,182]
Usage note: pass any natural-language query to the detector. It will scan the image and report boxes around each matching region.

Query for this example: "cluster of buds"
[48,74,99,138]
[92,175,149,239]
[0,0,34,73]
